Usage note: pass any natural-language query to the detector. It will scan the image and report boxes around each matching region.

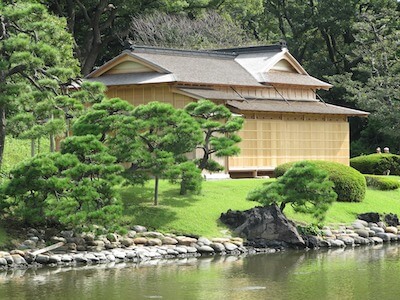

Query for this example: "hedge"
[350,154,400,175]
[364,175,400,191]
[275,160,366,202]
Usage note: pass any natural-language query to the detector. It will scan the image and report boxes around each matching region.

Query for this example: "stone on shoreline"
[210,243,225,252]
[223,242,238,251]
[133,237,147,245]
[370,227,385,234]
[369,237,384,244]
[197,245,214,253]
[355,229,370,238]
[35,254,50,264]
[329,239,345,247]
[142,232,164,239]
[385,226,398,234]
[198,237,212,246]
[0,258,7,266]
[162,237,178,245]
[147,238,162,246]
[176,236,197,246]
[12,254,27,266]
[132,225,147,233]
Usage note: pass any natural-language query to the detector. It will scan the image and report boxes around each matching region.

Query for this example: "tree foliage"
[46,0,264,74]
[2,135,124,229]
[129,102,202,204]
[128,11,252,49]
[0,1,81,166]
[185,99,243,172]
[329,7,400,154]
[73,99,203,204]
[247,161,337,223]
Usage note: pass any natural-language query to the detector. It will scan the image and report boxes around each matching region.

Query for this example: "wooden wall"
[229,113,349,170]
[106,85,193,108]
[233,86,315,101]
[106,84,350,172]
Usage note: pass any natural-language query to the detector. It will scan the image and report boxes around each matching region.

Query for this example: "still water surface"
[1,244,400,300]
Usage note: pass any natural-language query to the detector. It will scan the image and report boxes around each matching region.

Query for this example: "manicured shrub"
[350,154,400,175]
[275,160,366,202]
[248,161,337,223]
[365,175,400,190]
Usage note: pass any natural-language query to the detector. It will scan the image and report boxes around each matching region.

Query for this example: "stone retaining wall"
[1,219,399,270]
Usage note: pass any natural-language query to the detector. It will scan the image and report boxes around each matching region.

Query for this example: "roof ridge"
[130,44,284,58]
[214,44,283,54]
[131,46,235,59]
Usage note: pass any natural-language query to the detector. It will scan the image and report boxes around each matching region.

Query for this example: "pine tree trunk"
[0,105,5,170]
[280,202,286,212]
[50,134,55,152]
[49,114,55,152]
[31,139,35,157]
[154,176,159,206]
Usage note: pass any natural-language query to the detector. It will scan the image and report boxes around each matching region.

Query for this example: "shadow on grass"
[118,184,199,230]
[160,188,200,207]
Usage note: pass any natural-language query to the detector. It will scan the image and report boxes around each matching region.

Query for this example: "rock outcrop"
[220,204,305,248]
[358,212,380,223]
[384,213,399,226]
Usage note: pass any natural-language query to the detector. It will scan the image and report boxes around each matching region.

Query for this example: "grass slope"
[119,180,259,237]
[2,137,49,173]
[120,177,400,237]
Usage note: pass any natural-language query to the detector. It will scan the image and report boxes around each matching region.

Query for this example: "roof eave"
[226,106,369,117]
[261,81,333,89]
[86,50,171,78]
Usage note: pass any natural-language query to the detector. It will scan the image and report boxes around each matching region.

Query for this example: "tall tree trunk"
[0,105,6,170]
[49,114,55,152]
[50,134,55,152]
[154,176,159,206]
[31,139,35,157]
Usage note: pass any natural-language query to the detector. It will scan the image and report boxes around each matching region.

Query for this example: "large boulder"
[220,204,305,248]
[358,212,380,223]
[384,213,399,226]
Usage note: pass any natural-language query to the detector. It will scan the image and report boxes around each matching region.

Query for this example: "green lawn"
[119,177,400,237]
[2,137,49,173]
[119,179,259,238]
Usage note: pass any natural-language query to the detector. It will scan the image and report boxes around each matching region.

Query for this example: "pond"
[1,244,400,300]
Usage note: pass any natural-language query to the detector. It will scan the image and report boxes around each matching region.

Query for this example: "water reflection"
[1,245,400,299]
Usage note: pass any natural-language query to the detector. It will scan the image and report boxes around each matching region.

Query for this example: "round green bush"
[350,154,400,175]
[275,160,366,202]
[365,175,400,190]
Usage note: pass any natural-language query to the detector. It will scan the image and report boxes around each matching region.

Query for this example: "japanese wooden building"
[87,44,368,177]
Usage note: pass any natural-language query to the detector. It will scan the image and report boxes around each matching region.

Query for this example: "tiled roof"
[87,72,176,86]
[175,87,244,100]
[131,48,263,86]
[87,45,333,89]
[262,72,332,88]
[227,99,369,116]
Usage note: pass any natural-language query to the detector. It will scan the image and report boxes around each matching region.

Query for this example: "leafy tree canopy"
[247,161,337,223]
[0,1,81,165]
[328,7,400,154]
[185,99,243,172]
[73,99,203,204]
[2,135,124,229]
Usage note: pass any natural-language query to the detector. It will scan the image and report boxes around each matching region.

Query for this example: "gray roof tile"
[175,87,244,100]
[227,100,369,116]
[132,49,262,86]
